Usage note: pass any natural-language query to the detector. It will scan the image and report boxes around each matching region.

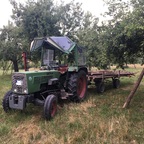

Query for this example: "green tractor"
[2,36,88,120]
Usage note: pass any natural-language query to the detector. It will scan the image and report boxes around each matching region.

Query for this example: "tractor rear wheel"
[2,90,12,112]
[44,95,57,120]
[68,70,87,102]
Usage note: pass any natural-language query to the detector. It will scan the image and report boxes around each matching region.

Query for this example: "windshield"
[50,36,75,51]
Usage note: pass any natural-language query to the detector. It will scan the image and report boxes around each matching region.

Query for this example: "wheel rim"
[51,100,57,117]
[77,76,86,98]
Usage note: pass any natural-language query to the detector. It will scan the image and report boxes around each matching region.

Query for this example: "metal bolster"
[9,94,34,110]
[9,95,27,110]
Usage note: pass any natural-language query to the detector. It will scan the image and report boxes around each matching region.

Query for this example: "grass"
[0,67,144,144]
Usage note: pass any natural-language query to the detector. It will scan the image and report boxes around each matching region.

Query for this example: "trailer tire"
[97,82,105,93]
[113,79,120,88]
[2,90,12,112]
[44,95,57,120]
[68,70,87,102]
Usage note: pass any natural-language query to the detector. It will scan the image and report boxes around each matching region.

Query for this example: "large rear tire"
[2,90,12,112]
[44,95,57,120]
[68,70,87,102]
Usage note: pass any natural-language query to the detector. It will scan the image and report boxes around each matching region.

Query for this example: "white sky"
[0,0,107,28]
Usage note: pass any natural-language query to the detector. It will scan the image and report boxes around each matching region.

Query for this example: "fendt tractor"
[2,36,88,120]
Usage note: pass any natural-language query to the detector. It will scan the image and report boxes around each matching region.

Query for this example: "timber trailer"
[2,36,88,120]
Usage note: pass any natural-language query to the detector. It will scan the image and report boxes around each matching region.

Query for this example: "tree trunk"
[12,60,19,72]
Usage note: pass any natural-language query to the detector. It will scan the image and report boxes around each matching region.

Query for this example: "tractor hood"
[12,70,60,94]
[30,36,76,54]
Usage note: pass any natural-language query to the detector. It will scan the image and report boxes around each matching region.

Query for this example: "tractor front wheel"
[2,90,12,112]
[68,70,87,102]
[44,95,57,120]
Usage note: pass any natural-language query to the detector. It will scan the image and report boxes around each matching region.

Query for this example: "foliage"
[56,0,84,39]
[9,0,85,40]
[1,0,144,70]
[0,22,27,72]
[77,12,110,69]
[0,61,12,75]
[10,0,61,41]
[101,0,144,68]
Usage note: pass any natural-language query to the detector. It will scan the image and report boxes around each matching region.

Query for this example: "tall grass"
[0,67,144,144]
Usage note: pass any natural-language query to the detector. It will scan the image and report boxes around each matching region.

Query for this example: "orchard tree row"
[0,0,144,72]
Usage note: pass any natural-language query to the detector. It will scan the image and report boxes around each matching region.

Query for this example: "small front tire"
[2,90,12,112]
[44,95,57,120]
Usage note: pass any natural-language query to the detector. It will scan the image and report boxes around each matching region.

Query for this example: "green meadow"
[0,67,143,144]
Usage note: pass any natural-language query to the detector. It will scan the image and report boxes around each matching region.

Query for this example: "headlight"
[14,89,17,92]
[24,90,27,93]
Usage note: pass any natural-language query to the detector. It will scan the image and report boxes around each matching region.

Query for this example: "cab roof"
[30,36,76,54]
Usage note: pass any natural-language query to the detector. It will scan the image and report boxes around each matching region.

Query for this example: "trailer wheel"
[97,82,105,93]
[2,90,12,112]
[113,79,120,88]
[44,95,57,120]
[68,70,87,102]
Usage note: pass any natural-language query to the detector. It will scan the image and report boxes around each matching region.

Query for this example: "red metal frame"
[77,76,87,98]
[22,52,28,71]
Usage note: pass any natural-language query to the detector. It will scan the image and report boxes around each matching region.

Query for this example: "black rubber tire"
[97,82,105,93]
[113,79,120,88]
[2,90,12,112]
[44,94,57,120]
[68,70,87,102]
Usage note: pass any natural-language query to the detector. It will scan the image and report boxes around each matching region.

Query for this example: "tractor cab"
[30,36,86,72]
